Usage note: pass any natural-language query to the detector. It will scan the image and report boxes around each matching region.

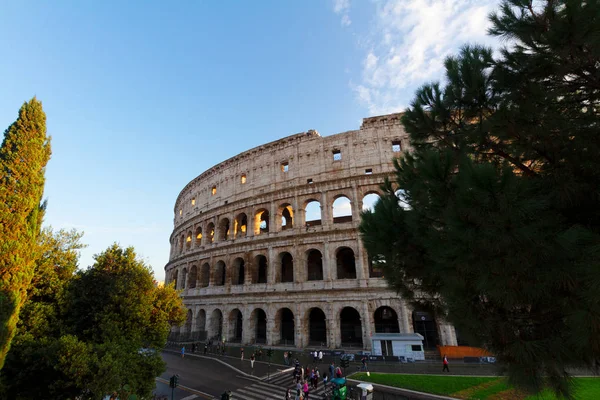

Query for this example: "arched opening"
[251,308,267,344]
[209,309,223,340]
[276,308,295,346]
[188,265,198,288]
[196,309,206,333]
[228,309,243,343]
[214,260,226,286]
[305,200,322,226]
[340,307,363,347]
[369,254,385,278]
[307,249,323,281]
[200,263,210,287]
[362,192,380,212]
[232,257,245,285]
[280,252,294,283]
[280,203,294,230]
[332,196,352,223]
[178,235,184,253]
[195,226,203,246]
[413,311,439,349]
[184,309,193,334]
[185,231,192,250]
[254,209,269,235]
[207,222,215,243]
[252,255,268,284]
[308,308,327,346]
[374,306,400,333]
[234,213,248,238]
[181,268,188,289]
[171,270,179,289]
[218,218,230,241]
[336,247,357,279]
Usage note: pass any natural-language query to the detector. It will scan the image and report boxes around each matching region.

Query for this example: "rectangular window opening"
[392,140,402,152]
[211,186,217,196]
[241,174,247,184]
[307,178,313,184]
[281,162,289,172]
[333,150,342,161]
[191,198,196,206]
[365,168,373,175]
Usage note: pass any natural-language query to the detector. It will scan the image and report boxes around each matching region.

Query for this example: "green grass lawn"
[351,373,600,399]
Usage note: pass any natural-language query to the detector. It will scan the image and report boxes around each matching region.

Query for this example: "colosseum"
[165,112,458,352]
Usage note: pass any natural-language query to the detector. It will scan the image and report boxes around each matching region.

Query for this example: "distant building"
[165,113,457,350]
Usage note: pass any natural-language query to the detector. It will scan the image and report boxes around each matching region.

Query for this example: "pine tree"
[360,1,600,397]
[0,98,51,369]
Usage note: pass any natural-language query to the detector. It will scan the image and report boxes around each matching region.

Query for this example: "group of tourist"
[285,358,342,400]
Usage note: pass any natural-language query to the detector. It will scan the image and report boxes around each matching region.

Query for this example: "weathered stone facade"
[165,113,457,349]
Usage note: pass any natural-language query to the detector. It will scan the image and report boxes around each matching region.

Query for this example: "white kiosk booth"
[370,333,425,361]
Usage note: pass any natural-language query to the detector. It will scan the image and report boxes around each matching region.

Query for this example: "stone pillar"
[356,239,366,280]
[323,241,332,281]
[295,308,304,349]
[293,195,301,229]
[266,316,275,346]
[320,191,330,228]
[361,302,372,350]
[248,208,255,237]
[401,302,413,333]
[242,307,252,344]
[222,312,230,343]
[268,246,276,284]
[270,202,277,234]
[438,320,458,346]
[350,184,360,223]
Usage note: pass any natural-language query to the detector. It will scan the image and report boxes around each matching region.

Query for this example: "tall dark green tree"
[360,1,600,397]
[0,98,51,369]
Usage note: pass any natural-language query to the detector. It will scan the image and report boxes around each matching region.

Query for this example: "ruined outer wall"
[165,113,458,349]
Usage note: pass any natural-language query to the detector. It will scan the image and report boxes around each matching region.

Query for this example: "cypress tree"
[0,98,51,369]
[360,1,600,397]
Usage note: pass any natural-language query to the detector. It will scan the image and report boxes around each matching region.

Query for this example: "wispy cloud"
[350,0,500,116]
[333,0,352,26]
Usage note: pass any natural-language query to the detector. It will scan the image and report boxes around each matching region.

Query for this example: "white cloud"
[333,0,352,27]
[351,0,500,116]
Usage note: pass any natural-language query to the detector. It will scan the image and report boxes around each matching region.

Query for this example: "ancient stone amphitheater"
[165,113,457,350]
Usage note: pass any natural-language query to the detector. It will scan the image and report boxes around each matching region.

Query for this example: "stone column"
[248,207,255,237]
[355,238,366,280]
[350,184,360,223]
[320,191,330,228]
[293,195,301,229]
[295,306,304,349]
[361,302,373,350]
[268,246,276,284]
[438,320,458,346]
[242,307,252,344]
[323,240,332,281]
[401,302,413,333]
[266,316,275,346]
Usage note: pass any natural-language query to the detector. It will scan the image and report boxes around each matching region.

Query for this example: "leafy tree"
[0,98,51,369]
[1,240,185,399]
[360,1,600,397]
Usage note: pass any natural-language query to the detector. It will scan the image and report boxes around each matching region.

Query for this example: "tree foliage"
[360,1,600,397]
[1,238,186,400]
[0,98,51,369]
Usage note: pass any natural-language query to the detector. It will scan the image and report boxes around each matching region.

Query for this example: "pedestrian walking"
[361,356,368,371]
[315,369,319,389]
[284,351,289,365]
[318,350,323,363]
[285,388,292,400]
[312,350,317,363]
[303,380,310,400]
[442,354,450,372]
[250,353,255,369]
[328,362,334,379]
[181,346,185,358]
[240,347,244,360]
[204,344,208,355]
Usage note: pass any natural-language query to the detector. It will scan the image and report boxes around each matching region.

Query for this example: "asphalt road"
[158,352,253,399]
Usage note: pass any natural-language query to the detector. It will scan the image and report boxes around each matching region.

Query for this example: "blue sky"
[0,1,499,282]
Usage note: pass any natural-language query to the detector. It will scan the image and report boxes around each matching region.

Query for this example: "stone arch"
[368,254,385,278]
[336,247,357,279]
[340,306,363,347]
[196,309,206,332]
[231,257,245,285]
[234,212,248,238]
[218,218,230,241]
[306,307,327,346]
[332,195,352,223]
[374,306,400,333]
[181,267,188,289]
[228,308,243,342]
[250,308,267,344]
[304,199,322,226]
[185,231,192,250]
[412,310,439,349]
[188,265,198,288]
[254,208,270,235]
[306,249,323,281]
[252,254,268,284]
[178,234,184,253]
[171,269,179,289]
[200,263,210,287]
[274,307,295,346]
[195,226,203,246]
[361,192,381,212]
[214,260,226,286]
[184,309,193,334]
[206,222,215,243]
[278,252,294,283]
[209,309,223,340]
[278,203,294,231]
